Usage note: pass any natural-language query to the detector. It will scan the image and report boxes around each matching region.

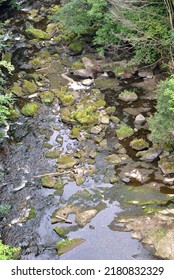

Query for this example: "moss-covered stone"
[69,41,83,54]
[23,80,37,95]
[39,91,54,104]
[60,93,75,106]
[8,109,20,121]
[71,108,99,125]
[56,238,85,255]
[49,5,61,13]
[41,176,56,188]
[46,23,58,36]
[118,90,138,102]
[10,84,23,96]
[71,61,84,70]
[130,138,149,151]
[57,155,78,169]
[44,142,53,149]
[28,208,37,219]
[106,106,116,115]
[45,149,61,159]
[54,226,69,238]
[30,57,40,69]
[70,126,81,139]
[74,174,86,186]
[25,26,51,39]
[116,124,134,140]
[21,102,38,117]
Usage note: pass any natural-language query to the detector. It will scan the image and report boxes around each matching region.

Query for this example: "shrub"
[149,76,174,147]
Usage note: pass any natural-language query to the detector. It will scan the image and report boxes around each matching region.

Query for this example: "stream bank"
[0,0,174,260]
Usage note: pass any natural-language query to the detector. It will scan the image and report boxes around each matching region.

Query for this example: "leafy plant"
[0,240,20,260]
[149,75,174,147]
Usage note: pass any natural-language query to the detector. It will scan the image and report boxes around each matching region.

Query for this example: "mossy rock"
[39,91,54,104]
[45,149,61,159]
[46,23,58,36]
[25,26,51,39]
[21,102,38,117]
[116,124,134,140]
[41,176,56,188]
[130,138,149,151]
[56,238,85,255]
[23,80,37,94]
[49,5,61,13]
[54,226,69,238]
[70,126,81,139]
[30,57,41,69]
[71,108,99,125]
[8,109,20,121]
[59,93,75,106]
[69,41,83,54]
[71,61,84,70]
[106,106,116,115]
[57,155,78,169]
[10,84,23,96]
[118,90,138,102]
[28,208,37,219]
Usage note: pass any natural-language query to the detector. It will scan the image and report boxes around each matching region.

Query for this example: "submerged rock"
[56,238,85,255]
[57,155,78,169]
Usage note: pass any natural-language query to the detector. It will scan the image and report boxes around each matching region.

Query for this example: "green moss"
[49,5,61,13]
[105,106,116,115]
[10,84,23,96]
[56,238,85,255]
[21,102,38,117]
[45,149,61,159]
[28,208,37,219]
[57,155,78,169]
[25,26,51,39]
[54,227,69,238]
[39,91,54,104]
[8,109,20,121]
[23,80,37,95]
[71,108,98,125]
[30,57,40,68]
[0,240,20,260]
[130,138,149,150]
[41,176,56,188]
[44,142,53,149]
[71,61,84,70]
[116,124,134,140]
[59,93,75,106]
[70,126,81,139]
[69,41,83,54]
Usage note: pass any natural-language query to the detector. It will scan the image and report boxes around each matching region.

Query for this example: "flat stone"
[139,147,162,162]
[73,69,94,79]
[75,209,98,227]
[90,126,102,134]
[101,115,110,124]
[57,155,78,169]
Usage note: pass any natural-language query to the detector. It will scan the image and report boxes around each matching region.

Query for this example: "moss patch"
[8,109,20,121]
[23,80,37,95]
[28,208,37,219]
[130,138,149,151]
[41,176,56,188]
[57,155,78,169]
[21,102,38,117]
[116,124,134,140]
[56,238,85,255]
[45,149,61,159]
[39,91,54,104]
[25,26,51,39]
[69,41,83,54]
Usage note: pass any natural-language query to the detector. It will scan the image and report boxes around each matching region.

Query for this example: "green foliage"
[149,76,174,147]
[54,0,173,64]
[0,240,20,260]
[0,204,11,215]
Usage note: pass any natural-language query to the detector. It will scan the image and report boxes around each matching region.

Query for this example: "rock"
[110,116,120,124]
[81,78,94,86]
[8,109,20,121]
[45,149,61,159]
[106,154,129,165]
[25,26,51,40]
[57,155,78,169]
[74,174,86,186]
[158,156,174,175]
[116,124,134,140]
[118,90,138,102]
[100,115,110,124]
[82,57,96,70]
[69,41,83,54]
[23,80,37,95]
[21,102,39,117]
[138,69,153,78]
[89,150,98,159]
[59,93,75,106]
[39,91,54,104]
[134,114,146,125]
[121,168,152,184]
[73,69,94,79]
[138,147,162,162]
[95,77,120,90]
[130,138,149,151]
[56,238,85,255]
[41,176,56,188]
[46,23,58,36]
[110,175,119,183]
[90,125,102,134]
[75,209,98,227]
[99,139,107,148]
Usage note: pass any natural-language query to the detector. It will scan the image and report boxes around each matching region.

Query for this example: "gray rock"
[139,147,162,162]
[134,114,146,125]
[73,69,94,79]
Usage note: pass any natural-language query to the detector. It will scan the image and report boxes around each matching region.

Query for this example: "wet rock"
[95,76,119,90]
[99,139,107,148]
[57,155,78,169]
[74,174,86,186]
[23,80,37,95]
[134,114,146,125]
[69,41,83,54]
[110,175,119,183]
[73,69,94,79]
[110,116,120,124]
[120,167,152,184]
[138,147,162,162]
[39,91,54,104]
[89,150,98,159]
[56,238,85,256]
[8,109,20,121]
[118,90,138,102]
[8,121,31,141]
[105,106,116,115]
[90,125,102,135]
[116,124,134,140]
[130,138,149,151]
[46,23,58,36]
[45,149,61,159]
[75,209,98,227]
[158,156,174,175]
[138,69,153,78]
[81,78,94,86]
[82,57,97,70]
[106,154,130,165]
[25,26,51,40]
[41,176,56,188]
[124,214,174,259]
[100,115,110,124]
[21,102,39,117]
